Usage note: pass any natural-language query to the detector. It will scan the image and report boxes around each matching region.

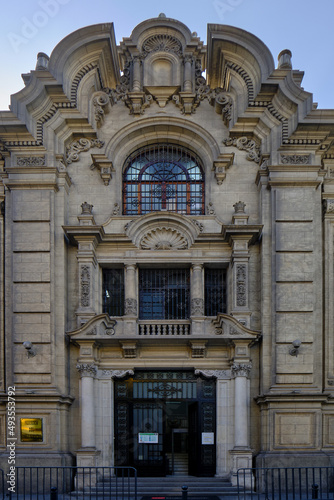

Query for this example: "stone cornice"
[223,225,263,246]
[256,393,333,405]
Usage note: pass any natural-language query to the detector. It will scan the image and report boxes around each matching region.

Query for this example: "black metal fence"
[0,466,137,499]
[237,467,334,499]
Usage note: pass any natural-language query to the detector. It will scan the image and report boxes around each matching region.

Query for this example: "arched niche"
[143,52,181,87]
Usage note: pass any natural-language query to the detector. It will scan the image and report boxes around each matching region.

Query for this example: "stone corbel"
[173,92,197,115]
[90,154,115,186]
[126,91,152,115]
[212,153,235,184]
[120,341,137,359]
[189,341,207,358]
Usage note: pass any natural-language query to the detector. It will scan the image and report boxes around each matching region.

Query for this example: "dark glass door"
[114,371,216,477]
[188,402,199,476]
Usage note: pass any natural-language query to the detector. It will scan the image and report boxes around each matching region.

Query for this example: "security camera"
[289,339,302,357]
[23,341,36,357]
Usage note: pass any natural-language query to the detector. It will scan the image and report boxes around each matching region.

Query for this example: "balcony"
[138,320,191,336]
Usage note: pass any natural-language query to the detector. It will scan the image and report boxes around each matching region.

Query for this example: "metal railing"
[0,466,137,499]
[237,467,334,499]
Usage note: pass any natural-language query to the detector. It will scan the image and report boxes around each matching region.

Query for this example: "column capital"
[76,363,97,378]
[191,262,204,271]
[231,362,252,378]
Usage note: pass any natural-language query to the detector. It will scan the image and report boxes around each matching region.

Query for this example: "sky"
[0,0,333,111]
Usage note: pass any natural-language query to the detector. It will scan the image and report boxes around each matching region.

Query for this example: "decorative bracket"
[126,91,152,115]
[120,341,137,359]
[212,153,235,184]
[90,154,115,186]
[189,341,207,358]
[173,92,197,115]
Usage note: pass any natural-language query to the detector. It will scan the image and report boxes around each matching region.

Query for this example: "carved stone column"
[76,363,97,448]
[124,263,137,316]
[132,56,141,92]
[232,362,251,448]
[230,362,252,487]
[191,263,204,316]
[183,55,193,92]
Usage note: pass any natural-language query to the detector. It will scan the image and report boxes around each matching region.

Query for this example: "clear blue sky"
[0,0,333,110]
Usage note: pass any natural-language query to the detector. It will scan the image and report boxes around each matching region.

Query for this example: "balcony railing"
[138,320,191,336]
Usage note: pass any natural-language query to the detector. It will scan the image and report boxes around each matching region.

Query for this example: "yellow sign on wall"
[20,418,43,442]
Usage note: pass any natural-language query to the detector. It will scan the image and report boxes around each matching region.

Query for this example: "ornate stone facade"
[0,13,333,482]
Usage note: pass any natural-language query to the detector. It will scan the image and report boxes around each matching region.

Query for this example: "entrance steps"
[166,452,188,475]
[94,475,239,498]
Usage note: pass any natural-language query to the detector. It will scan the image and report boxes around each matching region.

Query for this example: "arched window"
[123,144,205,215]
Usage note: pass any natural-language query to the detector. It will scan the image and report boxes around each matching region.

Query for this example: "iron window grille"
[139,268,190,320]
[102,268,124,316]
[123,144,205,215]
[204,268,227,316]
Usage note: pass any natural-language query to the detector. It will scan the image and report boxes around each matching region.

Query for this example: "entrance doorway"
[114,370,216,477]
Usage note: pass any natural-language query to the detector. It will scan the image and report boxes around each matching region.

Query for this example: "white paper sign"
[202,432,214,445]
[138,433,159,444]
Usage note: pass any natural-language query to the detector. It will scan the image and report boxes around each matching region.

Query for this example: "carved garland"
[102,369,134,378]
[194,369,229,380]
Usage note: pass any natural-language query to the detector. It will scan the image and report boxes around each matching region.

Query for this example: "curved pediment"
[67,314,117,341]
[125,212,202,250]
[212,313,261,341]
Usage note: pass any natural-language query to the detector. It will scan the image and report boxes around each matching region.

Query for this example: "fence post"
[312,483,319,499]
[50,486,58,500]
[182,485,188,500]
